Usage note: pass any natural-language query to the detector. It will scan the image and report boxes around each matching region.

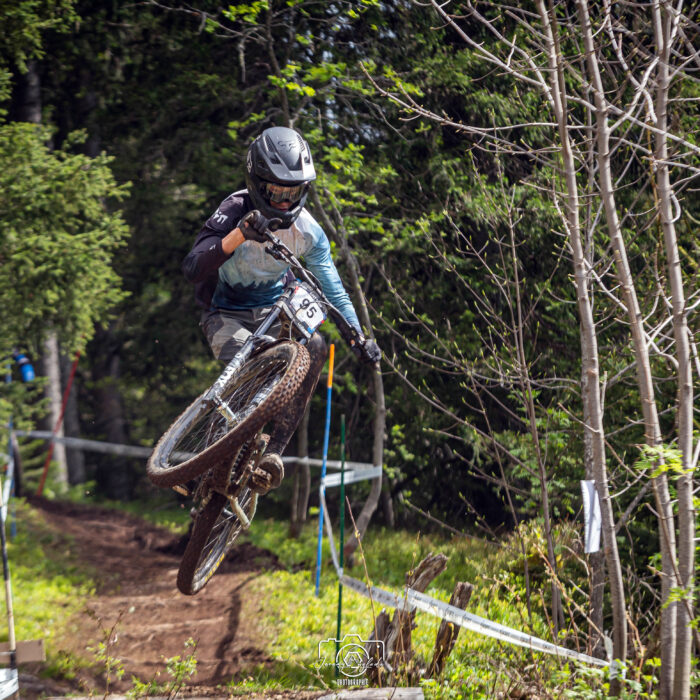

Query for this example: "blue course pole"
[315,344,335,597]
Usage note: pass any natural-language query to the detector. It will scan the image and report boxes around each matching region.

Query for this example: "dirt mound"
[24,497,310,699]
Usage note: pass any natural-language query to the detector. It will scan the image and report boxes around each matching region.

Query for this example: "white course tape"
[323,466,382,488]
[14,430,375,471]
[406,588,606,666]
[318,484,607,668]
[287,456,374,471]
[0,668,18,700]
[320,488,342,575]
[1,447,14,524]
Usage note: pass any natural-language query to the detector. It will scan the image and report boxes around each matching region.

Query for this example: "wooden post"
[366,553,448,684]
[428,582,473,677]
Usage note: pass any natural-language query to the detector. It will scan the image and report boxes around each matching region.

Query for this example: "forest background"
[1,0,699,698]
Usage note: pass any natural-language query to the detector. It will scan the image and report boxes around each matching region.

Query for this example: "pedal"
[172,484,190,497]
[249,466,274,495]
[249,452,284,495]
[253,433,271,463]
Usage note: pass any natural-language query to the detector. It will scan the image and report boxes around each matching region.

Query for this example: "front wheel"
[147,341,309,487]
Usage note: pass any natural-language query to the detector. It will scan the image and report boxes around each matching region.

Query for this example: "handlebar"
[263,229,367,357]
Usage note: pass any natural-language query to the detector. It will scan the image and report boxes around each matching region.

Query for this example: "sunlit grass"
[243,517,581,698]
[3,499,95,678]
[5,496,625,698]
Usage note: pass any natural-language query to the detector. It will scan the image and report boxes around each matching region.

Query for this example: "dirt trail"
[25,497,320,699]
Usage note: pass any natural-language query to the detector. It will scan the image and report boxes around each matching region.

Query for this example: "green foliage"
[128,638,198,698]
[4,500,95,673]
[635,443,687,478]
[88,615,126,693]
[0,123,129,356]
[222,2,269,24]
[0,0,76,73]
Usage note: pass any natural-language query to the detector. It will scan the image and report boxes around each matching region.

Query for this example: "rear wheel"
[177,488,258,595]
[147,341,309,487]
[176,433,267,594]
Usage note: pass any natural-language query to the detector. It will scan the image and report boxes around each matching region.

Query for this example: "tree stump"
[366,553,448,684]
[428,581,474,677]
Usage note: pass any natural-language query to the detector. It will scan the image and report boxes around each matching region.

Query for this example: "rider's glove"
[237,210,281,243]
[354,336,381,364]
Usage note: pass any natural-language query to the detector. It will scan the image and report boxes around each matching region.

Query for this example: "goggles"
[262,181,309,204]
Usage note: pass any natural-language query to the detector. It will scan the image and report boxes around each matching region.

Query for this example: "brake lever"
[263,230,290,262]
[264,245,287,262]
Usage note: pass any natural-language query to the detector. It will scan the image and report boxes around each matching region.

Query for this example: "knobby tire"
[177,489,255,594]
[147,341,309,488]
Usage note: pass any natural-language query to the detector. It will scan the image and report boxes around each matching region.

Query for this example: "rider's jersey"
[182,190,361,331]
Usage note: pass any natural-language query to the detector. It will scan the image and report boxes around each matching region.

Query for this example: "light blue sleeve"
[303,217,361,332]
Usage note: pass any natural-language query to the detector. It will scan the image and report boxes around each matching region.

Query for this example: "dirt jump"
[22,497,323,699]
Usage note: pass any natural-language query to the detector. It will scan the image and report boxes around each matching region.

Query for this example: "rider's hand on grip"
[353,336,381,365]
[238,210,282,242]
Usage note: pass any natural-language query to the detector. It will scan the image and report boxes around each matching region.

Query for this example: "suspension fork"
[206,306,284,402]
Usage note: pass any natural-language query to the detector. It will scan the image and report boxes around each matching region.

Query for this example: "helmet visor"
[262,181,309,204]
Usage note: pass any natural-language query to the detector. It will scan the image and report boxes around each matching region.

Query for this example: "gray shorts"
[200,307,281,363]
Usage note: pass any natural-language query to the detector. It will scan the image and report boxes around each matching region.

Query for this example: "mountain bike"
[147,228,371,595]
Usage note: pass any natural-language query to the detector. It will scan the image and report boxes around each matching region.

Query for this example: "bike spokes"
[168,354,288,465]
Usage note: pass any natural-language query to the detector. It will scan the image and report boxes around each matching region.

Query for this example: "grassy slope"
[242,518,612,699]
[3,497,622,698]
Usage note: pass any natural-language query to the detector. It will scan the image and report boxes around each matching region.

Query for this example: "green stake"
[335,414,346,679]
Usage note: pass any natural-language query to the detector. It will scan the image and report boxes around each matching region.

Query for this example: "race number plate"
[290,285,325,333]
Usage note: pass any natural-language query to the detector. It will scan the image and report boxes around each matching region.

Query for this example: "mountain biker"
[182,126,380,494]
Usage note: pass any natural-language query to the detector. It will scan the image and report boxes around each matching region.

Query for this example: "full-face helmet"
[245,126,316,227]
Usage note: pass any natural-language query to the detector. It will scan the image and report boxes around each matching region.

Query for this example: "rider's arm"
[222,229,245,254]
[303,217,362,332]
[182,196,247,283]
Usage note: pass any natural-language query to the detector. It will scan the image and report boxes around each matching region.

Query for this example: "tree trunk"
[539,0,629,671]
[343,366,384,558]
[581,119,606,658]
[289,405,311,537]
[310,188,386,557]
[581,293,605,658]
[381,479,395,528]
[651,5,693,697]
[13,60,42,124]
[39,333,69,490]
[576,1,675,691]
[14,62,71,492]
[90,326,132,500]
[428,581,473,677]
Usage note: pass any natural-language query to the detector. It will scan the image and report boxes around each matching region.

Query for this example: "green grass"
[241,517,608,698]
[2,499,96,679]
[2,494,643,698]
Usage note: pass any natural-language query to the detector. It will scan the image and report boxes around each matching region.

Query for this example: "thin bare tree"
[366,0,699,694]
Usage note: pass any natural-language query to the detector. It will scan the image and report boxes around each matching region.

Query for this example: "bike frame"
[205,230,361,404]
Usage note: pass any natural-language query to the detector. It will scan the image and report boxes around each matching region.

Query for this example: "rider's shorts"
[200,307,280,363]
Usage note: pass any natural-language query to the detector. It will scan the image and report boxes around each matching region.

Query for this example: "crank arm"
[226,492,258,530]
